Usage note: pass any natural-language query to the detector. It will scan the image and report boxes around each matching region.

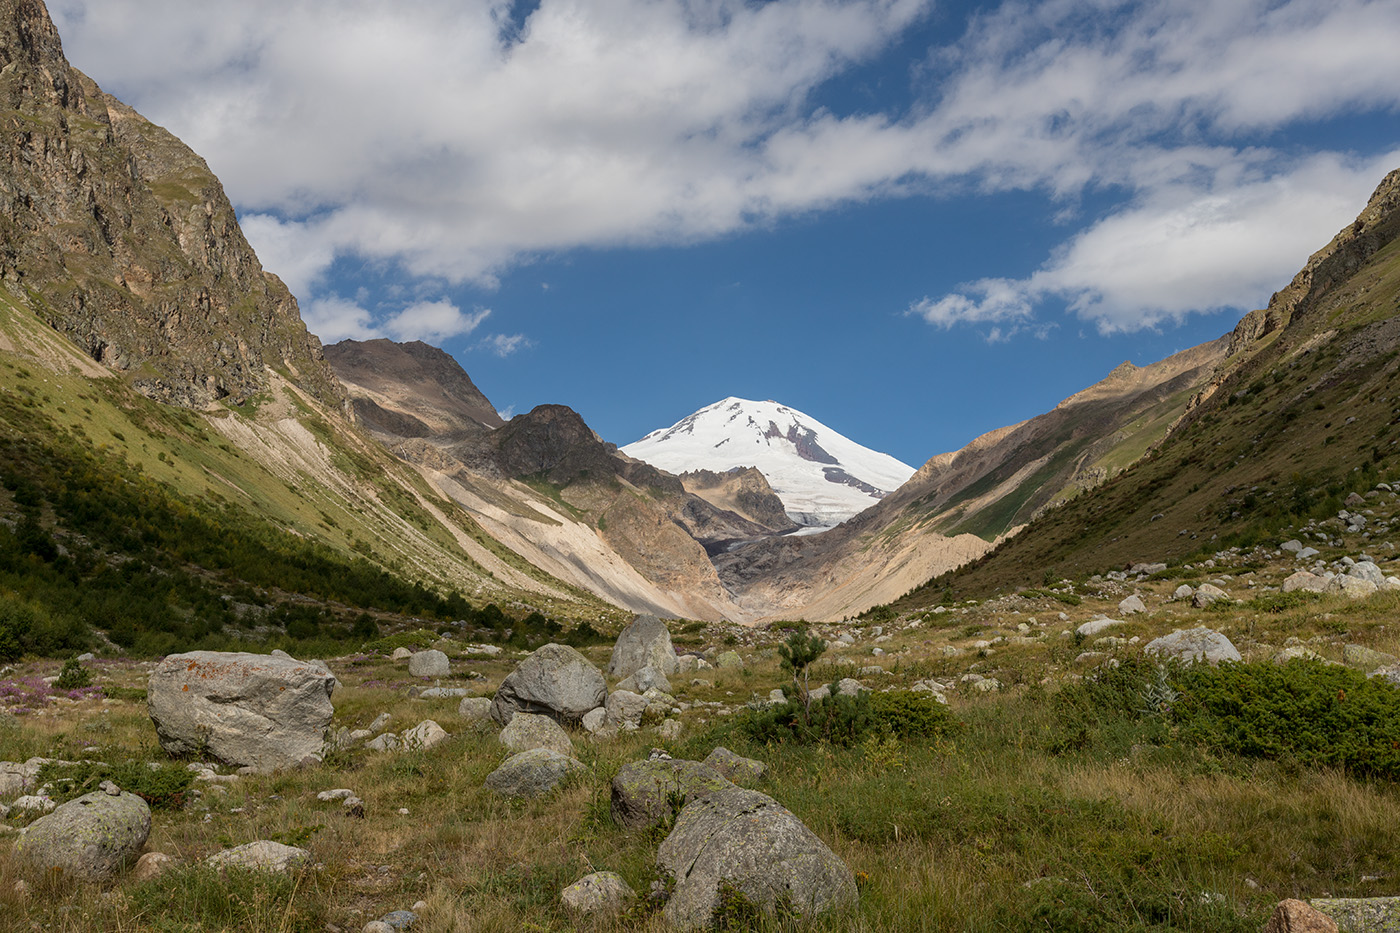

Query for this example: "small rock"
[1192,583,1229,608]
[656,719,682,741]
[1173,584,1195,600]
[408,650,450,678]
[702,747,766,785]
[457,697,492,721]
[1118,595,1146,615]
[561,871,636,919]
[1144,627,1241,665]
[499,712,573,756]
[317,789,357,802]
[484,748,586,798]
[369,713,393,733]
[401,720,450,751]
[132,851,173,882]
[207,840,310,873]
[390,647,412,661]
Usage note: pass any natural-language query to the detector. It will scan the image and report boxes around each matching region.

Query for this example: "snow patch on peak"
[623,398,916,529]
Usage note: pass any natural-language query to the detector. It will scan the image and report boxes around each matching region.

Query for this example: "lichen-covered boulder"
[610,758,732,829]
[490,644,607,726]
[500,712,574,756]
[148,651,335,771]
[703,747,766,785]
[657,786,857,930]
[484,748,585,798]
[608,614,679,679]
[14,790,151,880]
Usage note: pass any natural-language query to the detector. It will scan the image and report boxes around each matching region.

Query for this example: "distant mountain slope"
[0,0,341,409]
[714,310,1232,621]
[898,164,1400,606]
[623,397,916,527]
[323,349,798,620]
[326,339,503,440]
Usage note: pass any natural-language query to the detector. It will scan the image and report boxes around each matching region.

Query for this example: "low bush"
[36,759,195,810]
[738,689,958,747]
[1174,660,1400,779]
[53,657,91,690]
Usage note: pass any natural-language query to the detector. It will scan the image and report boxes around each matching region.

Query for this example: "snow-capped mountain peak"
[623,398,915,528]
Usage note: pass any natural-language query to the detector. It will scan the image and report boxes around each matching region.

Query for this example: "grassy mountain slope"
[897,166,1400,607]
[0,297,619,656]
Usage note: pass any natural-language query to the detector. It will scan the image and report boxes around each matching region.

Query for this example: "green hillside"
[897,169,1400,608]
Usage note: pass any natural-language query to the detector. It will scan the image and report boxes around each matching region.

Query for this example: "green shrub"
[363,628,439,653]
[1173,660,1400,778]
[36,759,195,810]
[53,657,91,690]
[739,689,958,747]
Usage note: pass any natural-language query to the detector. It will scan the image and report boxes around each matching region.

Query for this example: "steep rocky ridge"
[899,166,1400,604]
[0,0,341,409]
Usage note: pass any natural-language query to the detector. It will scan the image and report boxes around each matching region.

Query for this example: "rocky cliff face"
[0,0,341,408]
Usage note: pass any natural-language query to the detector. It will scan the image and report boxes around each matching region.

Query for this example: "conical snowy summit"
[622,397,915,529]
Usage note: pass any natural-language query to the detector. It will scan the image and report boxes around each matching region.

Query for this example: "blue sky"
[51,0,1400,466]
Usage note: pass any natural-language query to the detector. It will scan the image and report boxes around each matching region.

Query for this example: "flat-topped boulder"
[148,651,336,771]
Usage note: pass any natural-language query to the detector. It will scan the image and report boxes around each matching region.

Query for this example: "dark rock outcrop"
[0,0,343,408]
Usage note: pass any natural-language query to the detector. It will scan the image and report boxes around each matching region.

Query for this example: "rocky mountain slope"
[324,339,502,441]
[0,0,623,652]
[326,345,799,621]
[623,398,915,528]
[898,164,1400,606]
[0,0,341,410]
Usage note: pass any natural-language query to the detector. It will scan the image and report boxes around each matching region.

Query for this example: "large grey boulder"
[147,651,336,771]
[14,790,151,880]
[408,650,450,678]
[1143,627,1241,665]
[657,786,857,930]
[607,614,679,679]
[610,758,732,829]
[499,712,574,756]
[490,644,607,726]
[484,748,585,798]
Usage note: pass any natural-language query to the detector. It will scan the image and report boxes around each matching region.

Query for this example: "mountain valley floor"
[4,485,1400,931]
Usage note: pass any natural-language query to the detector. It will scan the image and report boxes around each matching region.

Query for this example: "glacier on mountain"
[622,397,915,528]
